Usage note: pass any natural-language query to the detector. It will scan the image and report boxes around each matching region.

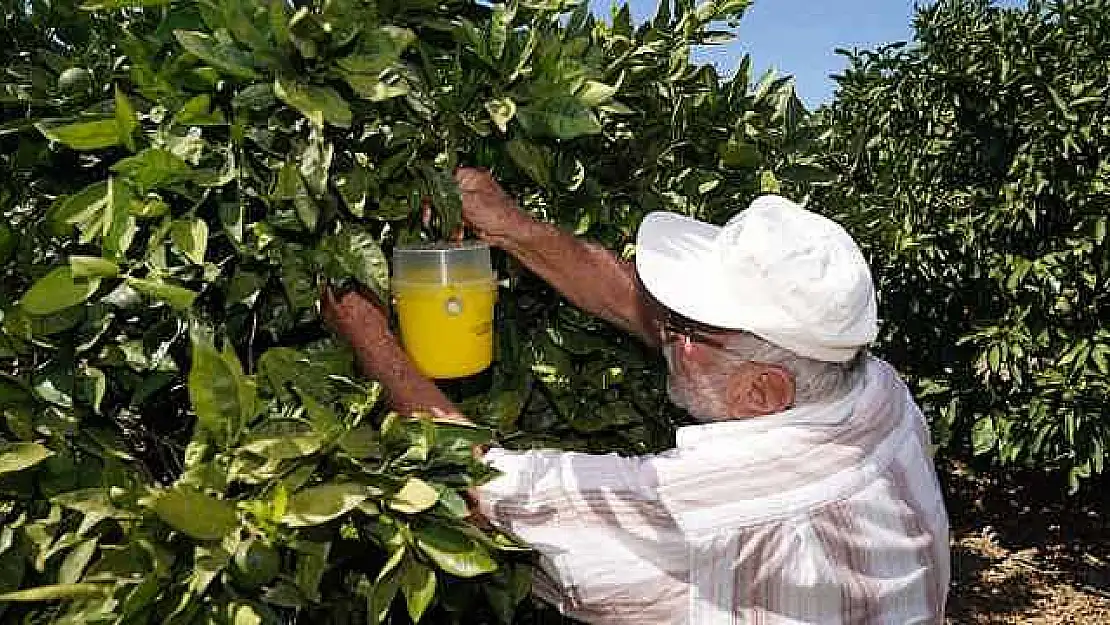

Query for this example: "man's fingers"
[421,196,432,228]
[454,166,493,192]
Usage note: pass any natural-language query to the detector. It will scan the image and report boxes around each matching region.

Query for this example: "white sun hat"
[634,195,878,363]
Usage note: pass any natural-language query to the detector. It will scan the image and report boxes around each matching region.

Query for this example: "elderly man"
[324,168,950,624]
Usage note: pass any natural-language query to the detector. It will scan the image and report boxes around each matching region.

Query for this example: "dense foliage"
[0,0,816,622]
[818,0,1110,491]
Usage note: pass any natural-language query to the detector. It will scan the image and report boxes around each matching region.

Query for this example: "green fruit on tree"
[232,539,281,589]
[56,68,92,94]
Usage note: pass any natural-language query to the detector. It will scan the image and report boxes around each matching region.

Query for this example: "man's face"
[660,309,797,421]
[660,311,739,422]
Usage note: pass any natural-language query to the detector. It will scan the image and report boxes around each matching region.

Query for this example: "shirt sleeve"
[474,448,690,617]
[476,447,659,521]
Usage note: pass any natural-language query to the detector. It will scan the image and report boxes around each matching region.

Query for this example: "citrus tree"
[0,0,819,622]
[816,0,1110,491]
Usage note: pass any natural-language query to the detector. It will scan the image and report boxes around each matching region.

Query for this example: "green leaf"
[759,170,780,194]
[230,603,264,625]
[489,3,515,59]
[316,228,390,301]
[19,267,101,316]
[517,96,602,140]
[226,270,266,307]
[414,524,497,578]
[399,558,436,622]
[389,478,439,515]
[335,165,373,217]
[141,487,238,541]
[293,541,330,602]
[280,247,317,309]
[175,94,227,126]
[576,80,618,106]
[79,366,108,413]
[32,365,74,407]
[337,425,381,458]
[110,148,193,192]
[282,483,371,527]
[174,30,259,80]
[718,140,762,169]
[423,167,463,238]
[275,162,318,231]
[299,133,333,196]
[53,488,138,536]
[171,218,209,265]
[188,330,256,447]
[336,26,415,75]
[275,78,352,128]
[126,277,197,311]
[68,256,119,278]
[48,181,109,237]
[368,564,402,625]
[0,583,111,602]
[81,0,172,8]
[524,93,604,139]
[58,539,98,584]
[114,85,138,151]
[233,83,277,110]
[341,73,410,102]
[103,178,138,259]
[240,435,323,461]
[188,545,231,595]
[972,417,997,456]
[506,139,553,188]
[0,442,53,475]
[35,119,121,151]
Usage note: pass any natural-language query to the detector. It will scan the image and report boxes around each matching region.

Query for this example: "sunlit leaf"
[19,267,100,316]
[414,523,497,578]
[0,583,111,602]
[0,442,53,475]
[174,30,259,79]
[141,487,239,541]
[275,78,352,128]
[399,558,436,622]
[388,478,439,515]
[126,277,197,311]
[35,119,121,151]
[282,483,372,527]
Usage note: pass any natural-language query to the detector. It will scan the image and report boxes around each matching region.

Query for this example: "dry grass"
[943,461,1110,624]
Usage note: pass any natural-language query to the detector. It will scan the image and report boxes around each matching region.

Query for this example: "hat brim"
[636,211,807,336]
[634,212,740,329]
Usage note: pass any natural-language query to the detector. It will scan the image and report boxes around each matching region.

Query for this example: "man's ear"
[728,363,796,417]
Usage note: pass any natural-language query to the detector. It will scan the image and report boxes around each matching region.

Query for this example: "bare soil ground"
[942,460,1110,624]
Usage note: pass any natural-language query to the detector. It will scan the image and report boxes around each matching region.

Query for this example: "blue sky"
[586,0,1026,109]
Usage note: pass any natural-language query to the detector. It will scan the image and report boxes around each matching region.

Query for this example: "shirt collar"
[674,360,869,450]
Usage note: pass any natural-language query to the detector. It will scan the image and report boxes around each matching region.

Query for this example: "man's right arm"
[455,168,661,346]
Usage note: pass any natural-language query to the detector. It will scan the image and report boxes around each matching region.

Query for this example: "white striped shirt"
[476,357,950,624]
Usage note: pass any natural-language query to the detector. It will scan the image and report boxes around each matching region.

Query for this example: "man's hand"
[320,286,392,348]
[455,167,527,246]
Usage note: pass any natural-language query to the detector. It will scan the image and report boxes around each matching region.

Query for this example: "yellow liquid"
[394,280,496,379]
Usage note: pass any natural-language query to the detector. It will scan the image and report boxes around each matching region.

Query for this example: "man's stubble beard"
[663,343,732,423]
